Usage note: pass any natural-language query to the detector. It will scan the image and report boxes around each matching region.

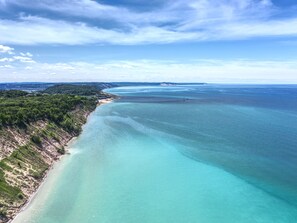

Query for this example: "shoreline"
[11,136,78,223]
[9,97,115,223]
[97,97,115,105]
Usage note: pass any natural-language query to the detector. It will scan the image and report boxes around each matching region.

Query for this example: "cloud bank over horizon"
[0,0,297,83]
[0,47,296,84]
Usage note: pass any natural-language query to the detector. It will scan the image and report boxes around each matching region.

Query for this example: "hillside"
[0,88,113,222]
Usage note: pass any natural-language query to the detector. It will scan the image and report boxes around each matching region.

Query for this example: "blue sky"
[0,0,297,83]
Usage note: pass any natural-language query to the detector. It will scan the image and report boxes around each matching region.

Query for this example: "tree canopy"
[0,91,97,132]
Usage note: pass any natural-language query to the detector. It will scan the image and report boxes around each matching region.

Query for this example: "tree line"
[0,90,97,133]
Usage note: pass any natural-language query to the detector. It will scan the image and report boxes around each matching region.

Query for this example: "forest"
[0,90,97,133]
[42,84,108,96]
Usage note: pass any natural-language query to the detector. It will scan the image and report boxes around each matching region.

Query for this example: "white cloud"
[1,14,297,45]
[0,64,13,68]
[0,45,14,54]
[0,0,296,45]
[0,59,296,83]
[12,56,35,63]
[0,16,201,45]
[5,0,274,26]
[0,55,35,63]
[20,52,33,57]
[0,45,35,63]
[0,57,11,62]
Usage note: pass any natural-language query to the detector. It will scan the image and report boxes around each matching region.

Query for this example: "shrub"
[57,147,65,155]
[31,135,42,145]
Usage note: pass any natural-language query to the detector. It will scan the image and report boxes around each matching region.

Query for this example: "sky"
[0,0,297,83]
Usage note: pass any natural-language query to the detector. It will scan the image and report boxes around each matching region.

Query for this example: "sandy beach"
[98,98,115,105]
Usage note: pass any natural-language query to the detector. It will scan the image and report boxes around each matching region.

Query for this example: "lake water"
[14,84,297,223]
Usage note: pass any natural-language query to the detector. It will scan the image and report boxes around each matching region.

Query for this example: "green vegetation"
[0,169,23,205]
[42,84,102,96]
[5,145,48,179]
[31,135,42,146]
[0,90,28,98]
[57,147,65,155]
[0,91,97,129]
[42,84,112,99]
[0,143,48,210]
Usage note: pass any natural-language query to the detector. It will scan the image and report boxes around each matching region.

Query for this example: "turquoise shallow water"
[15,85,297,223]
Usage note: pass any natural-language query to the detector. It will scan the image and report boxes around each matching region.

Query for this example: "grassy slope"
[0,89,102,220]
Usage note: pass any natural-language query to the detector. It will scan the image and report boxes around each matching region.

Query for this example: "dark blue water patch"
[114,85,297,112]
[118,96,193,103]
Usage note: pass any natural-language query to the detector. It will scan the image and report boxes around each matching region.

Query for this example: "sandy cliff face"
[0,109,92,222]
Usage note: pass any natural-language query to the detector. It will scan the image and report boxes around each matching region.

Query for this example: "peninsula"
[0,84,115,222]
